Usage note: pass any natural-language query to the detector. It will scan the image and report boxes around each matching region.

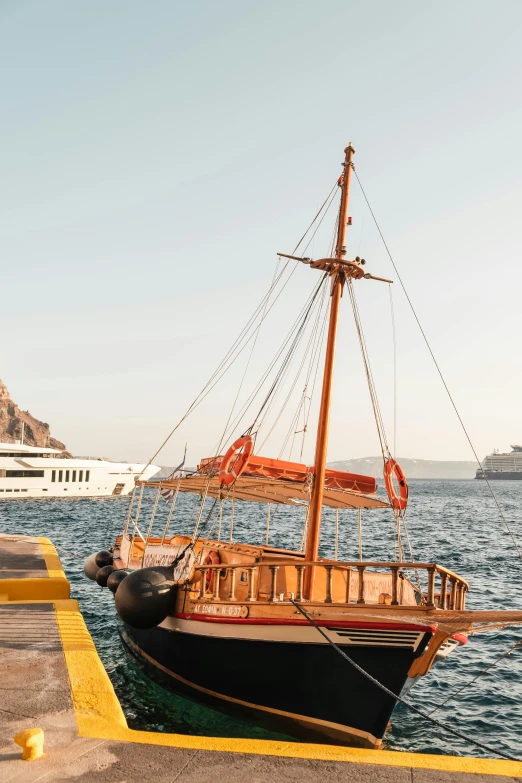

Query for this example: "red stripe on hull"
[174,612,435,633]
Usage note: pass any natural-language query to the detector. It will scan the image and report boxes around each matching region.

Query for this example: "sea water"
[2,478,522,759]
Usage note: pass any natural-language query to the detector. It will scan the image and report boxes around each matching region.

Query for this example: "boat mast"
[304,143,354,598]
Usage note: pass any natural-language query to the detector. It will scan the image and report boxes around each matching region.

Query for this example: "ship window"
[79,470,83,482]
[59,470,63,482]
[72,470,76,482]
[65,470,70,482]
[86,470,90,482]
[52,470,56,482]
[5,470,45,478]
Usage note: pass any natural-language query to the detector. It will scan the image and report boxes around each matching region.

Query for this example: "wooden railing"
[192,560,469,609]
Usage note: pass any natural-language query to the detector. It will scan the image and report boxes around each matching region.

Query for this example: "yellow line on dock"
[53,602,522,776]
[39,537,67,579]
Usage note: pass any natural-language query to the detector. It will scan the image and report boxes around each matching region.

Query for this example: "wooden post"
[324,566,333,603]
[198,570,205,600]
[212,568,220,601]
[269,566,279,602]
[439,572,448,609]
[357,565,366,604]
[295,566,305,602]
[247,567,256,602]
[391,566,399,605]
[449,578,457,610]
[304,144,355,599]
[426,567,436,608]
[345,568,352,603]
[229,568,237,602]
[456,581,465,610]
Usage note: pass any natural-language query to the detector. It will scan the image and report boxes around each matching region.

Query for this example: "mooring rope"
[289,598,518,761]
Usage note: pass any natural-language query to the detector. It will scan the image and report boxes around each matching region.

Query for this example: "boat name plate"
[193,604,249,618]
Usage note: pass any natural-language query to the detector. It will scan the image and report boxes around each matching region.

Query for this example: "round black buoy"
[84,553,100,581]
[96,564,115,587]
[95,550,114,568]
[107,569,128,594]
[115,566,177,629]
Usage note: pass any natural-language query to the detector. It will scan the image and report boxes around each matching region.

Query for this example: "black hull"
[118,619,430,748]
[476,471,522,480]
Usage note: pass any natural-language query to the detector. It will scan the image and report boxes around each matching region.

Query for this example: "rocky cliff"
[0,379,69,454]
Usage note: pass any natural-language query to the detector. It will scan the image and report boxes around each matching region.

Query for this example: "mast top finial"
[345,143,355,154]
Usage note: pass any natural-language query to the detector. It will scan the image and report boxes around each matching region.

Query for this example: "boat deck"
[1,534,520,782]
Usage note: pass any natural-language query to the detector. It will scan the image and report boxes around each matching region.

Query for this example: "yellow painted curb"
[0,577,70,601]
[54,603,522,776]
[38,537,67,579]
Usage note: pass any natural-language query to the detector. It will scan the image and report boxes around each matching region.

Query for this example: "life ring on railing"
[204,550,220,591]
[219,435,254,486]
[384,458,408,511]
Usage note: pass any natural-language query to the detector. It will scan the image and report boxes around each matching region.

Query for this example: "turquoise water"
[1,479,522,759]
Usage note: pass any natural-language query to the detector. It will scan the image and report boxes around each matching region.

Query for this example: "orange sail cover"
[197,454,377,495]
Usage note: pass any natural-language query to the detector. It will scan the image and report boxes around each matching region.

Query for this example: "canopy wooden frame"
[140,476,390,511]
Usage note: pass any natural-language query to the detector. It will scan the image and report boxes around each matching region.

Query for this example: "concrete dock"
[1,533,521,782]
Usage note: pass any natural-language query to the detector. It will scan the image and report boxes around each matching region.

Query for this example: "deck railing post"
[324,565,333,603]
[268,566,279,602]
[198,569,205,599]
[247,567,256,602]
[449,578,457,610]
[357,565,366,604]
[455,581,464,610]
[391,566,399,605]
[426,567,436,608]
[212,567,221,601]
[345,568,352,603]
[295,566,305,602]
[439,571,448,609]
[229,568,237,602]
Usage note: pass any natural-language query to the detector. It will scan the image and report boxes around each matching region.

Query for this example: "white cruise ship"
[476,445,522,480]
[0,442,158,498]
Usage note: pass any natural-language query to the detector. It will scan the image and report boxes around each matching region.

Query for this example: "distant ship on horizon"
[476,445,522,480]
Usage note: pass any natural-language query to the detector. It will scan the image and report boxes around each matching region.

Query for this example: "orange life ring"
[203,550,220,591]
[384,458,408,511]
[219,435,254,486]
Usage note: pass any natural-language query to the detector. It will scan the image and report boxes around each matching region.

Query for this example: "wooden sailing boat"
[85,144,522,749]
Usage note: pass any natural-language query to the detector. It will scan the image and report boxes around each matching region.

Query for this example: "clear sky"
[2,0,522,467]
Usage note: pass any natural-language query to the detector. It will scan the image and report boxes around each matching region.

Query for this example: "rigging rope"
[138,178,340,477]
[289,598,518,762]
[214,274,328,452]
[252,277,328,431]
[346,279,390,461]
[214,256,282,458]
[268,281,329,457]
[353,168,522,564]
[429,637,522,716]
[389,284,397,457]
